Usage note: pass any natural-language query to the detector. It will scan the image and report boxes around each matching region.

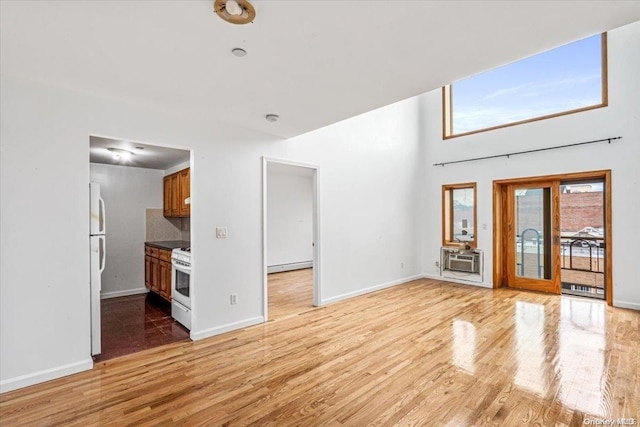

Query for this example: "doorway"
[559,179,607,299]
[89,135,192,361]
[493,170,612,304]
[263,158,321,322]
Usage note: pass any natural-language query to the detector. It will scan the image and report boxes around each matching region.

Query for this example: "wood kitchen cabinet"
[144,244,172,302]
[163,176,172,217]
[178,168,190,217]
[163,167,190,218]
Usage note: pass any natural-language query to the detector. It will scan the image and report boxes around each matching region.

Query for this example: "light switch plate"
[216,227,228,239]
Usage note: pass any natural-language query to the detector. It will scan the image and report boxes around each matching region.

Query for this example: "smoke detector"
[214,0,256,25]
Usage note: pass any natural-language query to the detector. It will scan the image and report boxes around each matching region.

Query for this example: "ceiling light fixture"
[225,0,243,16]
[213,0,255,25]
[107,147,134,160]
[231,47,247,57]
[265,114,279,122]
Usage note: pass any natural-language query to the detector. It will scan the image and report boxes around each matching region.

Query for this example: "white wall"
[0,73,422,391]
[279,98,424,304]
[90,163,163,298]
[267,167,314,268]
[164,160,190,176]
[419,21,640,310]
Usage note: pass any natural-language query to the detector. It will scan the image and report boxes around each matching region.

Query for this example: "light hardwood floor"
[268,268,314,321]
[1,278,638,426]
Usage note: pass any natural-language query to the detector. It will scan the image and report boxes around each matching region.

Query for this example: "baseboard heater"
[267,261,313,274]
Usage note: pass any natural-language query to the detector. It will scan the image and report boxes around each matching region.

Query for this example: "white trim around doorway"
[262,157,322,322]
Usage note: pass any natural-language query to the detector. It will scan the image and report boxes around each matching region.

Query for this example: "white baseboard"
[321,274,424,305]
[101,288,148,299]
[190,316,265,341]
[613,300,640,311]
[423,273,493,289]
[0,358,93,394]
[267,261,313,274]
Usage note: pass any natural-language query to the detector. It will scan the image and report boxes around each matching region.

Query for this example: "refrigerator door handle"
[99,236,106,276]
[99,196,106,234]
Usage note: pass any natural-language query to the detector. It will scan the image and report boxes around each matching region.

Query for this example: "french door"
[505,181,561,294]
[493,170,612,304]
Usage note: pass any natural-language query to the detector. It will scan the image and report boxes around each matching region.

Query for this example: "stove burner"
[180,247,191,252]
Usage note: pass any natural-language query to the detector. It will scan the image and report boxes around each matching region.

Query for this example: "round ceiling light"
[265,114,279,123]
[231,47,247,57]
[107,147,134,160]
[213,0,255,25]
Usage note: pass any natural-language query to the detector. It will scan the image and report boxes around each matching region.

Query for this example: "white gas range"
[171,247,191,330]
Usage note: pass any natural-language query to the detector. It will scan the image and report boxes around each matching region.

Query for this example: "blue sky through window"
[452,34,603,134]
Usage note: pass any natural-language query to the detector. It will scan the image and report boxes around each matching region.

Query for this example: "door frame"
[493,170,612,305]
[262,157,322,322]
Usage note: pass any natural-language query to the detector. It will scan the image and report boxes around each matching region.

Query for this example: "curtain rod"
[433,136,622,167]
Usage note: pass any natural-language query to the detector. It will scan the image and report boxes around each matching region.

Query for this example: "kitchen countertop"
[145,240,190,251]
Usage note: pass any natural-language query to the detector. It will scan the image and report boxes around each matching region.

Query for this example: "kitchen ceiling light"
[231,47,247,57]
[107,147,134,160]
[265,114,279,122]
[213,0,255,25]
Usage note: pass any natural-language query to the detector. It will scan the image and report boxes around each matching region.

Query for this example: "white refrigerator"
[90,182,106,356]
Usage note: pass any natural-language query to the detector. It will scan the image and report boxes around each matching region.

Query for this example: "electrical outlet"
[216,227,228,239]
[230,293,238,305]
[400,262,404,269]
[435,261,440,268]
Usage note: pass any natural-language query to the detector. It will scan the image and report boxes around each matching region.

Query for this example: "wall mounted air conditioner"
[447,254,476,273]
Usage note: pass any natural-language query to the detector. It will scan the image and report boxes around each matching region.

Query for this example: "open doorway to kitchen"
[89,135,192,362]
[263,158,320,322]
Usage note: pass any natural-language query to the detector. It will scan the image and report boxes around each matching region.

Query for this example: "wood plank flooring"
[268,268,314,321]
[96,293,190,362]
[1,278,638,426]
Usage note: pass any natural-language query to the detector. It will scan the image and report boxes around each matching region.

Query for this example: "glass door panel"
[515,187,551,280]
[507,181,560,294]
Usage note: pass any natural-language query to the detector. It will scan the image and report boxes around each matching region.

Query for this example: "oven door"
[171,263,191,309]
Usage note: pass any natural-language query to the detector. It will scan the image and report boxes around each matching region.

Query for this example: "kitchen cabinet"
[163,167,190,218]
[144,244,172,302]
[178,168,190,217]
[163,177,172,217]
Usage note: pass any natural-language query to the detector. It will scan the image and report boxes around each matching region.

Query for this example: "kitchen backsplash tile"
[146,209,182,241]
[181,218,190,242]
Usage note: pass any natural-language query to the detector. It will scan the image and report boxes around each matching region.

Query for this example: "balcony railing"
[560,235,605,299]
[515,233,605,299]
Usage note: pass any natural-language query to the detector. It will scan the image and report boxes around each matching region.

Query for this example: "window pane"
[451,34,603,135]
[452,188,474,242]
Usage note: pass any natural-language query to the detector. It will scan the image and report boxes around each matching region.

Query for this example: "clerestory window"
[443,33,607,139]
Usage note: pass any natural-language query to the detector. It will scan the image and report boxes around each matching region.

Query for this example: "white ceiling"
[90,136,189,170]
[2,1,639,140]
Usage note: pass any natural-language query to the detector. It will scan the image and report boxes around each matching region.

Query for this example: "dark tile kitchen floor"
[94,293,190,362]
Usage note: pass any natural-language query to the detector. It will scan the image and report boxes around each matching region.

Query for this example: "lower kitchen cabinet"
[144,245,172,302]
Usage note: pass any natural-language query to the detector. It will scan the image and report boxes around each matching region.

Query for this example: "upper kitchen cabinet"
[163,167,190,218]
[178,168,190,217]
[163,176,172,216]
